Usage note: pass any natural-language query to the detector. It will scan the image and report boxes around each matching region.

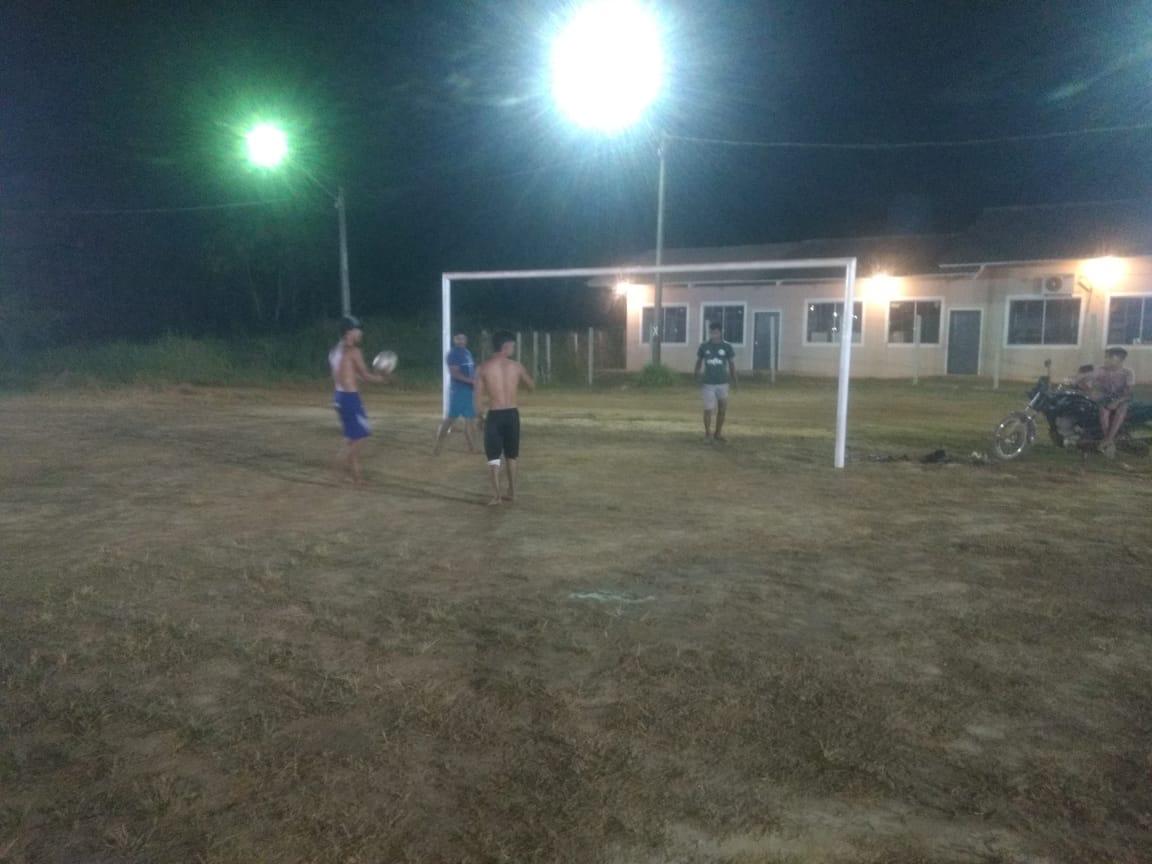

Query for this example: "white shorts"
[701,383,730,411]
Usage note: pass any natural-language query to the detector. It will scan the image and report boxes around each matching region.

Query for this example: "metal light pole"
[305,173,353,317]
[651,131,668,366]
[549,1,666,362]
[244,125,354,317]
[336,186,351,317]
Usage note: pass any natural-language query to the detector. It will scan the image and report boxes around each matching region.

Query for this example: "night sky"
[3,0,1151,336]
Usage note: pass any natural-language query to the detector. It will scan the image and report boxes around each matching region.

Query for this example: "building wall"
[623,255,1152,382]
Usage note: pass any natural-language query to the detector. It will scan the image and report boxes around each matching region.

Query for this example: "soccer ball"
[372,350,398,373]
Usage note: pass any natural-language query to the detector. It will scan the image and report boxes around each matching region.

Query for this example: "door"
[947,310,981,375]
[753,312,780,373]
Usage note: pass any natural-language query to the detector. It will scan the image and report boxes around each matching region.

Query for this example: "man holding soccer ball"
[328,316,391,484]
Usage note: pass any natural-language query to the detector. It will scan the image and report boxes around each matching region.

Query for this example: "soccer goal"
[441,257,859,468]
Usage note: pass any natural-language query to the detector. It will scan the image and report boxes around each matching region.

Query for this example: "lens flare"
[245,123,288,168]
[551,0,664,133]
[1082,256,1125,289]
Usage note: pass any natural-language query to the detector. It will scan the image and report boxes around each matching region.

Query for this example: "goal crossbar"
[441,257,858,468]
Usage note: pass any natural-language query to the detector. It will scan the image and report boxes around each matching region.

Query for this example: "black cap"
[340,315,363,334]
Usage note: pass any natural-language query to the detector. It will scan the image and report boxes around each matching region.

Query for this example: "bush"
[635,363,679,388]
[35,336,239,386]
[0,317,624,393]
[2,318,451,391]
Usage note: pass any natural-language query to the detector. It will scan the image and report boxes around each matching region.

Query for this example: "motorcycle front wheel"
[992,412,1037,461]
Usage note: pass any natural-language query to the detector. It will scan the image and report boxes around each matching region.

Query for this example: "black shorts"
[484,408,521,462]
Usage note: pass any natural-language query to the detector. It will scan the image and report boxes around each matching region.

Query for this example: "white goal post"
[441,257,858,468]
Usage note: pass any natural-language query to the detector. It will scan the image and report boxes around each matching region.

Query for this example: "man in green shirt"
[694,323,737,442]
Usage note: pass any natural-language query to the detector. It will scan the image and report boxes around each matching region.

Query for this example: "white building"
[619,200,1152,382]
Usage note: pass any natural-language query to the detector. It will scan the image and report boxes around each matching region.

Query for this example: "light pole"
[549,0,665,363]
[244,123,353,317]
[652,131,668,365]
[334,186,351,318]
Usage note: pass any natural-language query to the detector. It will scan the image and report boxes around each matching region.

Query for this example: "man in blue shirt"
[434,331,478,454]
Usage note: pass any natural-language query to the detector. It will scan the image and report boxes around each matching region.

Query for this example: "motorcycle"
[991,375,1152,461]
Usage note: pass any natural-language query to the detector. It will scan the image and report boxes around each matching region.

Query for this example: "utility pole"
[651,131,668,366]
[336,186,351,317]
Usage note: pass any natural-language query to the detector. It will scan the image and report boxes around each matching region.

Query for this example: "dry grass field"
[2,379,1151,863]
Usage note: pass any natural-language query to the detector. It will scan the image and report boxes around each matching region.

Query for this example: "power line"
[352,151,613,203]
[355,122,1152,200]
[669,122,1152,152]
[9,121,1151,216]
[3,198,297,216]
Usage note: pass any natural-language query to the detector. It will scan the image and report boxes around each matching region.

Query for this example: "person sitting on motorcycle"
[1092,347,1134,458]
[1069,364,1095,393]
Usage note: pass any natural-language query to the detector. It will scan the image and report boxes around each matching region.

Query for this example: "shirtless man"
[329,316,390,483]
[1092,346,1135,458]
[473,330,534,505]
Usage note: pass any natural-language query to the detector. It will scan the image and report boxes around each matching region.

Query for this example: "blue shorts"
[333,391,371,441]
[448,387,475,419]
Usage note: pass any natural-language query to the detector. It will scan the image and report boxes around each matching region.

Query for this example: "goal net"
[441,257,858,467]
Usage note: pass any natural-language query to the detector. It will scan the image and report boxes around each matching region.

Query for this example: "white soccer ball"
[372,350,398,373]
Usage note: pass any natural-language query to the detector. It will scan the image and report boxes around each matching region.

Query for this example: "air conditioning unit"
[1040,274,1074,295]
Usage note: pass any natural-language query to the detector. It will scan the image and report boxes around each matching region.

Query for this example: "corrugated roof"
[942,199,1152,264]
[618,200,1152,278]
[615,234,954,283]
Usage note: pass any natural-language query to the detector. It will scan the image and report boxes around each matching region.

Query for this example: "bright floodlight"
[864,272,901,302]
[551,0,663,133]
[1083,255,1126,289]
[245,123,288,168]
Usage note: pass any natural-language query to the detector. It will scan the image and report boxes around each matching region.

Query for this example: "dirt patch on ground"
[2,381,1151,863]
